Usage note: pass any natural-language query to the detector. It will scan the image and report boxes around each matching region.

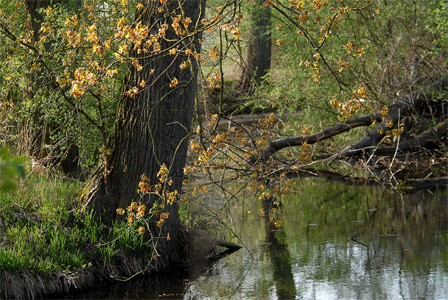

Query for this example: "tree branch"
[337,75,448,158]
[249,113,382,163]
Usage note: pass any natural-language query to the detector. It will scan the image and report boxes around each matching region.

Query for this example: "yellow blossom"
[138,226,145,235]
[169,77,179,87]
[180,61,189,70]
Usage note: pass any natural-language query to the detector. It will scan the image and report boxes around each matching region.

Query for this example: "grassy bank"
[0,155,157,298]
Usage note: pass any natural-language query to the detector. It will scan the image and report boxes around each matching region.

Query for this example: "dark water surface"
[69,179,448,299]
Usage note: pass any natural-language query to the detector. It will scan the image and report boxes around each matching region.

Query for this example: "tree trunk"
[21,0,56,160]
[21,0,82,172]
[237,2,271,95]
[81,0,204,269]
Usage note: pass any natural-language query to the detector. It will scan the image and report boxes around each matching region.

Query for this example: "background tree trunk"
[20,0,82,174]
[237,2,271,95]
[81,0,204,268]
[21,0,56,160]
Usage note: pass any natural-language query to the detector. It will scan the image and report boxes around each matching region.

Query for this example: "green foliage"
[0,162,155,274]
[427,1,448,52]
[0,0,124,172]
[0,147,25,191]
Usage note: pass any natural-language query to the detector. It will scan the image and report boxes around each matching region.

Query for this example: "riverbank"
[0,169,165,299]
[0,268,95,299]
[0,163,240,299]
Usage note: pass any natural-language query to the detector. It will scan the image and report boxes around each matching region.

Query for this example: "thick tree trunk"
[81,0,204,269]
[236,3,271,95]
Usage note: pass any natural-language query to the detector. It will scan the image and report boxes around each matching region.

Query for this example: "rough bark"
[81,0,204,269]
[236,2,271,95]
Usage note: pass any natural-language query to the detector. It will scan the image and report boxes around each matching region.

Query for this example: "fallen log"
[249,113,382,163]
[375,119,448,155]
[396,177,448,194]
[338,75,448,158]
[250,76,448,163]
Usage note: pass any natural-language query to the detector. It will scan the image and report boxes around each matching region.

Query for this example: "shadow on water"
[60,267,188,299]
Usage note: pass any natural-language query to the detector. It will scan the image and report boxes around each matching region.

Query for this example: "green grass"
[0,174,85,273]
[0,162,154,275]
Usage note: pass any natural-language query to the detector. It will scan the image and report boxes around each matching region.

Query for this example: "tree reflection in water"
[263,196,297,299]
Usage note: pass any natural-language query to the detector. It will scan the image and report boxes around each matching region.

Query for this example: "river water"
[70,178,448,299]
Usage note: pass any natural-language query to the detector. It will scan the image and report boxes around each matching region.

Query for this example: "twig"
[350,230,368,248]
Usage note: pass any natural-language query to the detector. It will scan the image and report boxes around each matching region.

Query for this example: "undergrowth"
[0,158,153,275]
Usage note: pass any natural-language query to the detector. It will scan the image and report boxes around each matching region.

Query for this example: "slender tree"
[20,0,82,176]
[21,0,58,160]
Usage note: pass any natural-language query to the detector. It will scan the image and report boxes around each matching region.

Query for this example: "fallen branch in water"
[375,120,448,155]
[249,76,448,165]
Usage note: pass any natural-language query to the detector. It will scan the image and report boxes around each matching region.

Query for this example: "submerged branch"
[268,166,447,194]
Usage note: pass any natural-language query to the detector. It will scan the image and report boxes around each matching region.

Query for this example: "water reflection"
[280,180,448,300]
[70,179,447,299]
[263,197,297,299]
